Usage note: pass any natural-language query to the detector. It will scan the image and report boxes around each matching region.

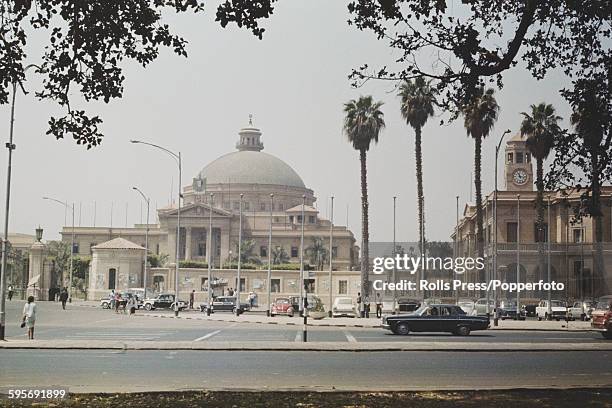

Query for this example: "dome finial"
[249,114,253,126]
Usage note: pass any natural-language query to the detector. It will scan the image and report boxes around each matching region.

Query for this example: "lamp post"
[493,129,511,326]
[130,140,182,317]
[207,193,214,315]
[300,195,307,341]
[516,194,521,315]
[0,64,40,340]
[547,195,552,317]
[328,196,334,317]
[43,197,75,302]
[237,194,243,316]
[132,187,150,299]
[392,196,397,314]
[267,194,273,317]
[455,195,460,302]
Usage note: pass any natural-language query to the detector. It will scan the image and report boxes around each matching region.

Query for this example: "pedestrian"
[189,290,195,309]
[364,295,371,318]
[22,296,37,340]
[376,293,383,318]
[109,290,116,311]
[228,287,234,296]
[128,296,136,316]
[7,285,13,301]
[356,292,362,318]
[59,288,68,310]
[114,292,122,313]
[248,292,256,309]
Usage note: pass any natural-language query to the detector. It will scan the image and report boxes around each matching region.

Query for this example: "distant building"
[453,134,612,301]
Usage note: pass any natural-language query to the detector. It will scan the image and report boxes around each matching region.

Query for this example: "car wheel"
[456,326,471,336]
[270,313,275,317]
[102,302,109,309]
[395,323,410,335]
[501,317,506,321]
[537,314,542,321]
[144,303,152,311]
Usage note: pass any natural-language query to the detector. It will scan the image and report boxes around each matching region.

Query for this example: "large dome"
[198,150,306,188]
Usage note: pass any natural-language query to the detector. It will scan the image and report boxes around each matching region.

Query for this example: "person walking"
[128,296,137,316]
[364,295,371,318]
[228,287,234,296]
[114,292,122,313]
[376,293,383,318]
[59,288,68,310]
[189,290,195,309]
[7,285,14,301]
[109,290,116,311]
[22,296,37,340]
[356,292,362,318]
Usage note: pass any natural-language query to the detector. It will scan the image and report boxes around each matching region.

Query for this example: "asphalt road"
[1,301,606,344]
[1,349,611,392]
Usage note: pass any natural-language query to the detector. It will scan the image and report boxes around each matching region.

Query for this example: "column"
[167,228,177,264]
[206,227,213,267]
[220,227,230,265]
[185,227,192,260]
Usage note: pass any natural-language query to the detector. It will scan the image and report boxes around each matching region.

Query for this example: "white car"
[332,297,357,317]
[457,299,476,315]
[474,298,495,316]
[536,300,567,321]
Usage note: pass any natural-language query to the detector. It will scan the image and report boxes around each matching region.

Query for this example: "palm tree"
[271,246,289,265]
[461,87,499,270]
[398,77,436,258]
[231,239,261,265]
[306,237,329,270]
[343,95,385,296]
[520,103,562,288]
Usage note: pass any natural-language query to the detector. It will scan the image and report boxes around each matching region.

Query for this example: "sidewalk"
[1,339,610,352]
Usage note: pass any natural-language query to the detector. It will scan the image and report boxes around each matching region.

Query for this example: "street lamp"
[131,140,182,317]
[207,193,214,315]
[0,63,41,340]
[516,194,521,316]
[547,195,552,317]
[300,195,306,341]
[392,196,397,314]
[236,194,243,316]
[132,187,150,300]
[42,197,75,302]
[493,129,511,326]
[267,194,273,317]
[328,196,334,318]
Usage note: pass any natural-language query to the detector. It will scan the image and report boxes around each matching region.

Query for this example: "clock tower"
[504,133,534,191]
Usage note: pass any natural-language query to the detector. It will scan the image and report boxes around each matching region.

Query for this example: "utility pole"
[516,194,521,315]
[328,196,334,318]
[267,194,273,317]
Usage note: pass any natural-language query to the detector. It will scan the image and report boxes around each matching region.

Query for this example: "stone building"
[56,120,361,307]
[453,134,612,301]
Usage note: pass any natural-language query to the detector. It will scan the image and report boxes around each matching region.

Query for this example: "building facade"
[453,134,612,301]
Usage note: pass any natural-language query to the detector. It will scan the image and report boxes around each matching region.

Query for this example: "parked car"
[497,299,525,320]
[200,296,249,314]
[142,293,187,311]
[382,304,490,336]
[591,303,612,340]
[535,299,567,321]
[270,297,295,317]
[567,301,589,321]
[100,292,142,309]
[474,298,495,316]
[457,299,476,315]
[332,297,357,318]
[397,298,420,313]
[523,304,537,317]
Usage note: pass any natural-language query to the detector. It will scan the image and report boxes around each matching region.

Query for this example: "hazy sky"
[0,0,574,243]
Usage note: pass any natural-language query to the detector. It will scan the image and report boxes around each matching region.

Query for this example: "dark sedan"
[200,296,250,314]
[382,304,490,336]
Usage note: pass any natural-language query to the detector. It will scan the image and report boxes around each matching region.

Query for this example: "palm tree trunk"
[415,125,425,256]
[536,159,545,296]
[474,135,485,283]
[359,148,370,296]
[591,153,607,296]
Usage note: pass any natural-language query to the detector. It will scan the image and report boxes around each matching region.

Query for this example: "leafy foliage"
[0,0,203,147]
[305,237,329,270]
[271,246,289,265]
[148,253,169,268]
[230,239,262,265]
[179,260,208,269]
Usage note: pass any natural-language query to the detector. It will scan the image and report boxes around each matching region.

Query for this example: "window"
[304,278,315,292]
[332,246,338,259]
[244,202,250,211]
[235,278,246,292]
[260,246,268,257]
[308,215,316,224]
[260,202,266,211]
[72,243,80,254]
[108,268,116,290]
[338,280,348,295]
[297,215,303,223]
[233,202,240,210]
[201,277,208,291]
[507,222,518,243]
[289,215,294,223]
[278,203,284,211]
[291,246,299,258]
[153,275,165,292]
[525,153,531,163]
[507,152,514,163]
[271,279,281,293]
[516,152,524,163]
[534,223,548,242]
[573,228,583,243]
[198,243,206,257]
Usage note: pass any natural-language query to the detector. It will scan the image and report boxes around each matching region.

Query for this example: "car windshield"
[595,301,611,310]
[458,301,473,306]
[413,305,430,315]
[551,301,566,307]
[338,299,352,305]
[276,299,289,304]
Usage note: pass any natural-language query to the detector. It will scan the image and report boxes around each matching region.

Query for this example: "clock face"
[513,169,528,185]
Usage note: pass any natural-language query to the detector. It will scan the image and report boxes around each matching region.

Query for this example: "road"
[1,349,611,392]
[1,301,605,344]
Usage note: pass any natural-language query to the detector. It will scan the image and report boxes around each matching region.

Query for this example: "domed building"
[51,120,360,306]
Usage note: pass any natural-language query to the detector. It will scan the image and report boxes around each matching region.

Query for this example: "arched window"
[108,268,116,290]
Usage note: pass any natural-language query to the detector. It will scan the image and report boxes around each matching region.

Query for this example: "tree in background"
[148,253,169,268]
[231,239,262,265]
[398,77,436,257]
[46,240,70,288]
[343,95,385,296]
[520,103,562,288]
[461,87,499,271]
[306,237,329,271]
[271,246,289,265]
